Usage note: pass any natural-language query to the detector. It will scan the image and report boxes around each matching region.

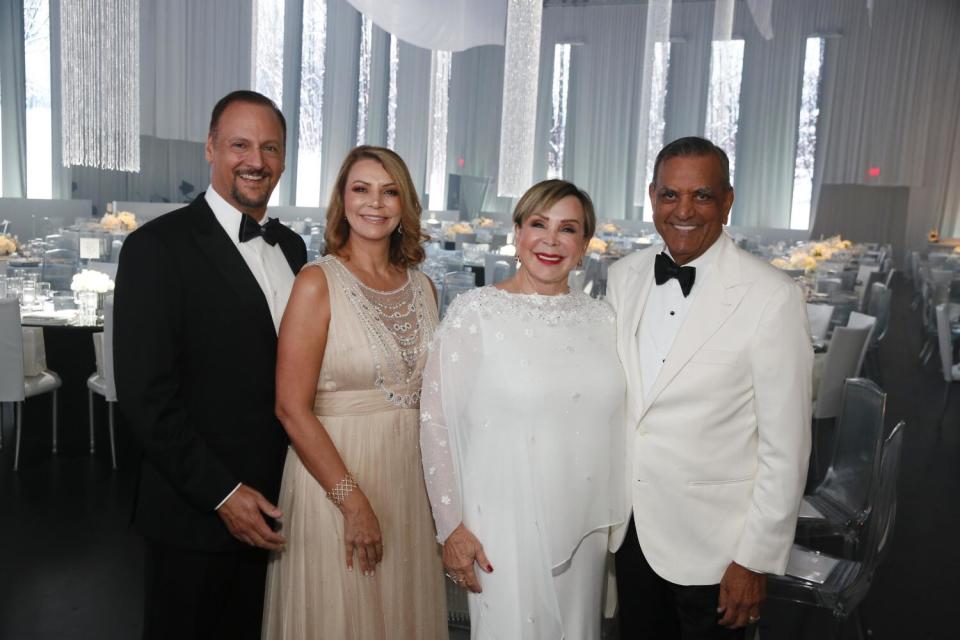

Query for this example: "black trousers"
[143,540,269,640]
[615,518,746,640]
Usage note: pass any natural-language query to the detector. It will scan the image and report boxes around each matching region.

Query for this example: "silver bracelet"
[327,473,359,506]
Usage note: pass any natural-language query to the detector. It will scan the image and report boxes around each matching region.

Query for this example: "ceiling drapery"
[344,0,506,52]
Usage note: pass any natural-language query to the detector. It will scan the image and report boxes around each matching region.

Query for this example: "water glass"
[78,290,99,325]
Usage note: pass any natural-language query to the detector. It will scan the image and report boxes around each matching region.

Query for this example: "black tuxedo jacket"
[113,194,307,551]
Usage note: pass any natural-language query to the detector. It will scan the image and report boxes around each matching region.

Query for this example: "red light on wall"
[868,167,881,177]
[457,157,465,168]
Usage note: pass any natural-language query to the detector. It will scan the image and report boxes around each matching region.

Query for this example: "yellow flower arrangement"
[788,252,818,272]
[770,257,790,270]
[599,223,620,234]
[587,237,608,254]
[929,229,940,243]
[0,233,17,256]
[444,222,474,239]
[100,211,138,232]
[474,217,497,229]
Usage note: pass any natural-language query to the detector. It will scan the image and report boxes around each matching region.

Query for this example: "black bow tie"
[239,214,283,246]
[654,252,696,297]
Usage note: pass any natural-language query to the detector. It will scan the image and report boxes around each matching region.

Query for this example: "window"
[253,0,285,109]
[790,37,826,230]
[547,43,572,180]
[642,41,672,221]
[355,14,373,145]
[25,0,52,198]
[295,0,326,207]
[704,39,744,189]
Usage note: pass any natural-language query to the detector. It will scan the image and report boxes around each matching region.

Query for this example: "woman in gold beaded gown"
[261,146,446,639]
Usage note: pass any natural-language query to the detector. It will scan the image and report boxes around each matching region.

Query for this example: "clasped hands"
[442,523,494,593]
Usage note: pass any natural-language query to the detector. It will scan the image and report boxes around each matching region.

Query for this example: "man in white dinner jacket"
[607,136,812,639]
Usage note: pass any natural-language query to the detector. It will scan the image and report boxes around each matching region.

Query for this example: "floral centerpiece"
[0,233,17,256]
[599,222,621,235]
[71,269,116,294]
[771,235,852,273]
[474,216,497,229]
[444,221,475,240]
[587,237,608,254]
[100,210,138,232]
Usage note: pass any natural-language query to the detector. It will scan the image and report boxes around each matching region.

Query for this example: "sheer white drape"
[344,0,505,52]
[139,0,252,143]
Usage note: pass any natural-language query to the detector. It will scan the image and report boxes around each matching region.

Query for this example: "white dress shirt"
[637,238,722,399]
[205,186,296,509]
[205,186,295,333]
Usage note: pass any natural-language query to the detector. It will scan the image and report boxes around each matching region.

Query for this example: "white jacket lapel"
[641,235,748,416]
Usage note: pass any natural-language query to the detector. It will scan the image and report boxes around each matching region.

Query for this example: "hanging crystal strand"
[386,34,399,150]
[60,0,139,171]
[497,0,543,198]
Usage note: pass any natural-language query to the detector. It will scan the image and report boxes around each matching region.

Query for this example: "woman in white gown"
[420,180,626,639]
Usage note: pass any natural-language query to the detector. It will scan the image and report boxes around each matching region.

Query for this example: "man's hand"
[717,561,766,628]
[216,484,286,551]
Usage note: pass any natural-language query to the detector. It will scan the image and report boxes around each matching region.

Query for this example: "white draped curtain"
[344,0,505,52]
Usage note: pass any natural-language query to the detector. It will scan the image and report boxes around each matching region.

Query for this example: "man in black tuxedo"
[114,90,307,639]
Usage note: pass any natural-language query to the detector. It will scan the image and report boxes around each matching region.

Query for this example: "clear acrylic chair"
[767,421,906,640]
[0,298,62,470]
[796,379,886,558]
[86,296,118,469]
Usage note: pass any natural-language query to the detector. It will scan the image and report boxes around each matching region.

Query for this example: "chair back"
[814,326,870,419]
[41,247,80,291]
[483,254,516,286]
[883,268,895,288]
[935,303,959,383]
[102,295,117,401]
[806,303,834,342]
[838,421,905,611]
[816,378,887,519]
[866,283,892,343]
[0,298,26,401]
[846,312,877,376]
[440,271,476,318]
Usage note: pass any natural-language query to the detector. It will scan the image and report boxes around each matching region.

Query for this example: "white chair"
[935,303,960,428]
[87,296,117,469]
[0,298,62,470]
[806,303,834,343]
[813,326,871,420]
[845,312,877,378]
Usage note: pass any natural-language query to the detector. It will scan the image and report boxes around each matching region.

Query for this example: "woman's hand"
[442,523,493,593]
[341,491,383,576]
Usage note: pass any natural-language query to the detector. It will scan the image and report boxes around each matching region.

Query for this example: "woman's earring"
[395,224,404,236]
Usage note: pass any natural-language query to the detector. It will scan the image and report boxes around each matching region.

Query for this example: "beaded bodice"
[315,255,436,408]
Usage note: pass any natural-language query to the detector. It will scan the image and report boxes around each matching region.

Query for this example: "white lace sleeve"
[420,292,483,543]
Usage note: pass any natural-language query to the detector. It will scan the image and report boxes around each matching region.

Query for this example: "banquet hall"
[1,0,959,638]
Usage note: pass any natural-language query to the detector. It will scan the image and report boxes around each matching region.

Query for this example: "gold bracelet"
[326,473,359,506]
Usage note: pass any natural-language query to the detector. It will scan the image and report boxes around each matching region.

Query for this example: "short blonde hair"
[511,179,596,240]
[324,146,428,268]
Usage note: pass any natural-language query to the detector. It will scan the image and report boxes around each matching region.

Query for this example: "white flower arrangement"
[0,233,17,256]
[100,210,138,232]
[70,269,116,293]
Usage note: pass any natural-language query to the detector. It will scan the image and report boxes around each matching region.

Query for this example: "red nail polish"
[487,564,493,572]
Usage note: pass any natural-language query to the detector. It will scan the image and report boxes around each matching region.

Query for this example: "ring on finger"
[748,616,760,623]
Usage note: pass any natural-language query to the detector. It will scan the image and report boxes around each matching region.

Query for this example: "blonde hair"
[324,146,428,267]
[511,179,596,240]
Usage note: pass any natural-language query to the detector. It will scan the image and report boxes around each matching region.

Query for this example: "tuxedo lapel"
[641,235,749,416]
[619,249,657,420]
[277,230,305,275]
[188,197,276,339]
